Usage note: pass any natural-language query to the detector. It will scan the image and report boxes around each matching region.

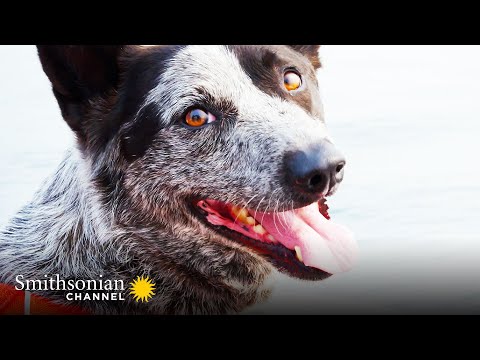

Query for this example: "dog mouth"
[195,198,358,280]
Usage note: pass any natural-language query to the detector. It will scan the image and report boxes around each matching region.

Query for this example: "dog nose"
[285,140,346,195]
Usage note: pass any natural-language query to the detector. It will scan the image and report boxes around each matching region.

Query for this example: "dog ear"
[288,45,321,69]
[37,45,124,133]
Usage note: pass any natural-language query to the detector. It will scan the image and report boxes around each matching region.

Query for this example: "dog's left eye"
[184,108,216,128]
[284,71,302,91]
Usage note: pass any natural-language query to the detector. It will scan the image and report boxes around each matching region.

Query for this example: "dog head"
[38,45,357,292]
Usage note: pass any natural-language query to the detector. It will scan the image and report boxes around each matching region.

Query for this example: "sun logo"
[129,276,156,303]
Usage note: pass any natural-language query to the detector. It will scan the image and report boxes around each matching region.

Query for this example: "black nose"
[284,140,346,195]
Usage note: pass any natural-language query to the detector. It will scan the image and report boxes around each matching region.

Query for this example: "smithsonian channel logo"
[14,274,156,303]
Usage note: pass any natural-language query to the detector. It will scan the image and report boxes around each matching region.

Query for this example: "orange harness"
[0,284,89,315]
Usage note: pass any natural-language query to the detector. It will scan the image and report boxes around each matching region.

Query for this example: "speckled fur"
[0,45,330,314]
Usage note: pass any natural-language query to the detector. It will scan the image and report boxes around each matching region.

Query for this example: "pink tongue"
[253,203,358,274]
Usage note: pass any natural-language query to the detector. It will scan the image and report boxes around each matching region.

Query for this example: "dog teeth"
[231,206,248,218]
[253,224,267,235]
[231,206,250,224]
[294,246,303,263]
[232,206,258,226]
[231,205,273,237]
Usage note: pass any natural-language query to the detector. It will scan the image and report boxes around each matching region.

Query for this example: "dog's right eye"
[284,71,302,91]
[184,108,216,128]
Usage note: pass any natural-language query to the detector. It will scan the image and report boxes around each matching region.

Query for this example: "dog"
[0,45,357,314]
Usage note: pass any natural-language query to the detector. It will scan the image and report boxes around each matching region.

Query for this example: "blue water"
[1,45,480,313]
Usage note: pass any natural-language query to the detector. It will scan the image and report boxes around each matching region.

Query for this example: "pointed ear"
[37,45,124,133]
[288,45,321,69]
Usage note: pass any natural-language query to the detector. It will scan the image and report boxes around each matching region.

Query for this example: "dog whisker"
[253,196,266,221]
[277,197,289,233]
[269,192,283,238]
[261,192,275,229]
[233,194,258,225]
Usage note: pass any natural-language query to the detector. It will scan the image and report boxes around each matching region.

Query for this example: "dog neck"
[0,148,272,314]
[0,148,117,280]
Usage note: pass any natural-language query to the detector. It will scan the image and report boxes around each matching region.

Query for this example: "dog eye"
[184,108,216,128]
[283,71,302,91]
